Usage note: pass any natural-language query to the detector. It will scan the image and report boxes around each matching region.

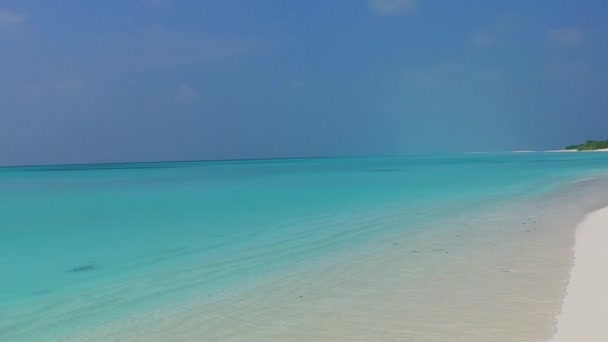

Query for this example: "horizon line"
[0,149,575,170]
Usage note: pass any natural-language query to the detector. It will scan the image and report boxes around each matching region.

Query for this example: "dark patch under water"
[367,169,403,172]
[69,265,96,273]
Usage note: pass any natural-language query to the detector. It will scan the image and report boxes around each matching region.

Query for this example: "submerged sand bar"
[549,206,608,342]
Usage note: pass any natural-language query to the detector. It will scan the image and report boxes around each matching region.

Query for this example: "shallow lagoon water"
[2,153,608,341]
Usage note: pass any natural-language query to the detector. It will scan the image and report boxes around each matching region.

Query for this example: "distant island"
[565,140,608,151]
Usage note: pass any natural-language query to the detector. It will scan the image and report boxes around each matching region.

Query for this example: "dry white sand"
[549,206,608,342]
[544,149,608,153]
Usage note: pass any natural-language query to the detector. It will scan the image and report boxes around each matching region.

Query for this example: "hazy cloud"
[546,61,588,82]
[369,0,416,15]
[175,85,197,104]
[0,8,26,26]
[104,28,254,69]
[55,78,84,93]
[403,64,502,89]
[470,15,521,46]
[142,0,171,10]
[548,26,583,48]
[18,78,84,98]
[472,31,496,45]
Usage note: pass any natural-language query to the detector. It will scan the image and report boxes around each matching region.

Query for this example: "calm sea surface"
[2,153,608,341]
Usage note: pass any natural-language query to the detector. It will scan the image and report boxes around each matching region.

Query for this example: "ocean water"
[2,152,608,341]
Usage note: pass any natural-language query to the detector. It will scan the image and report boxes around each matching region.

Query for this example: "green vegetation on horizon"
[565,140,608,151]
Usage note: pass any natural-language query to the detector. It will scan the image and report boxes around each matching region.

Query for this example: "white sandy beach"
[549,206,608,342]
[515,148,608,152]
[545,149,608,153]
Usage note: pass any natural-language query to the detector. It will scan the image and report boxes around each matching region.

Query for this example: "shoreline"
[59,177,608,342]
[544,149,608,153]
[549,206,608,341]
[6,174,608,341]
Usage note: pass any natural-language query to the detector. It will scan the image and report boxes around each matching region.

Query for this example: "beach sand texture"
[549,206,608,342]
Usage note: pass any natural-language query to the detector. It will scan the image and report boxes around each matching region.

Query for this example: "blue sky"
[1,0,607,165]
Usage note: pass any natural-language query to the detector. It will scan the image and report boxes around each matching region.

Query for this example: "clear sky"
[1,0,607,166]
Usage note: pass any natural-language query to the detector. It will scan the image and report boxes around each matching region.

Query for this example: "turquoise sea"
[2,152,608,341]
